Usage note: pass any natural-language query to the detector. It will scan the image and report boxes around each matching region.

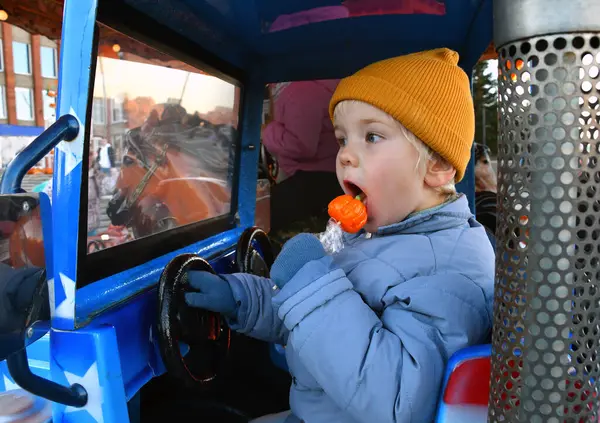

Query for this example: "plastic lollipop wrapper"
[318,194,367,254]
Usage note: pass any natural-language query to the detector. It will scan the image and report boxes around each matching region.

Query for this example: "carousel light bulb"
[112,43,121,53]
[0,10,8,21]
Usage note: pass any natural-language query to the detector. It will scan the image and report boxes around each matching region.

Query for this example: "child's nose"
[339,147,359,167]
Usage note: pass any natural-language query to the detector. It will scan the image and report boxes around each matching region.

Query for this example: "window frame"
[0,39,5,72]
[77,5,245,287]
[0,86,7,119]
[12,41,32,75]
[15,86,34,121]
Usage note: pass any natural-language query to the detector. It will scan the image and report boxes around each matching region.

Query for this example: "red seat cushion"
[443,357,491,406]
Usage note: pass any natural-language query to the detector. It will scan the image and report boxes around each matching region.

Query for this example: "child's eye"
[366,133,382,143]
[337,137,347,147]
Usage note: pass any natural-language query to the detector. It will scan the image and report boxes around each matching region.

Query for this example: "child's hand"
[184,271,237,317]
[271,233,326,289]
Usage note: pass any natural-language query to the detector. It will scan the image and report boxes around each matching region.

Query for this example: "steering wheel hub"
[157,254,230,385]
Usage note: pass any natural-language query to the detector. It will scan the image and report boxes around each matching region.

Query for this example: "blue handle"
[2,113,87,407]
[0,114,79,194]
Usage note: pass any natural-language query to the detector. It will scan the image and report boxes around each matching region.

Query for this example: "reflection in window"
[13,42,31,75]
[86,26,240,254]
[0,86,6,119]
[92,98,106,124]
[111,98,125,122]
[112,134,124,164]
[15,87,33,121]
[41,46,57,78]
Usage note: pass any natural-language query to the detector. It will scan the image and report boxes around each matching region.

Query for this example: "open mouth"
[343,180,367,202]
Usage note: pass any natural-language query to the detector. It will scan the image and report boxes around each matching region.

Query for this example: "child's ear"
[424,156,456,188]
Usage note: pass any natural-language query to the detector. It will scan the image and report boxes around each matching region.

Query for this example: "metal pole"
[482,105,486,147]
[489,1,600,421]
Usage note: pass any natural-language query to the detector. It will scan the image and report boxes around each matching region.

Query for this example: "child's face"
[333,101,430,232]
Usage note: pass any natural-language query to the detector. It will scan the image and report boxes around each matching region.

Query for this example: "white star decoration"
[54,272,75,320]
[64,362,104,423]
[3,374,20,391]
[55,108,83,175]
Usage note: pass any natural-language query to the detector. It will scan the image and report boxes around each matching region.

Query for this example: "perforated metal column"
[489,1,600,422]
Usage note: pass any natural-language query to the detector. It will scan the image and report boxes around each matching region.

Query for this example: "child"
[186,48,495,423]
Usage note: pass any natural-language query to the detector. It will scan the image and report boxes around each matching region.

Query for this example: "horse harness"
[125,143,169,210]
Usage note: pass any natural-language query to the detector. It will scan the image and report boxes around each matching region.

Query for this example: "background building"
[0,22,59,168]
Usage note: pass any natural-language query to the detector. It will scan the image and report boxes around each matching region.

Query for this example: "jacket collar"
[344,194,473,241]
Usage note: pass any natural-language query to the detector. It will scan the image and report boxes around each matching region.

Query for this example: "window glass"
[42,89,56,122]
[41,46,57,78]
[0,86,7,119]
[15,87,33,121]
[13,42,31,75]
[92,98,106,124]
[86,27,239,254]
[111,98,125,123]
[0,39,4,72]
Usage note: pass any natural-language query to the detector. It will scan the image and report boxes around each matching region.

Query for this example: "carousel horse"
[107,104,235,239]
[0,194,45,269]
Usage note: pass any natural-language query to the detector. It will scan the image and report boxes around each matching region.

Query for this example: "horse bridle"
[124,142,169,211]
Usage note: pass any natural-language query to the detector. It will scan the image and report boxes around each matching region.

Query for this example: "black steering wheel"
[235,227,275,276]
[157,254,231,386]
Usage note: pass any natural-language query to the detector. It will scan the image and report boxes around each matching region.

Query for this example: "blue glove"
[271,233,327,289]
[184,271,237,317]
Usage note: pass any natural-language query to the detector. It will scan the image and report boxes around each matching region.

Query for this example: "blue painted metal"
[75,228,242,323]
[125,0,251,71]
[51,0,98,331]
[0,115,78,194]
[457,0,493,73]
[0,328,51,393]
[0,124,45,137]
[7,348,87,407]
[1,333,51,390]
[456,0,493,214]
[456,147,476,213]
[0,247,239,418]
[434,344,491,423]
[76,289,164,404]
[235,74,264,228]
[126,0,492,83]
[51,325,130,422]
[39,192,54,282]
[51,249,238,421]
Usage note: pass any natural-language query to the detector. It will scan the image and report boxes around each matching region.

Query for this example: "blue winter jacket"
[223,195,495,423]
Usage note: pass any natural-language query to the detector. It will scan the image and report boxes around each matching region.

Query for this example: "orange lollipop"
[328,194,367,233]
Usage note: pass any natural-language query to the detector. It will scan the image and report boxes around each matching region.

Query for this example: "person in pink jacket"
[263,7,348,250]
[263,79,343,248]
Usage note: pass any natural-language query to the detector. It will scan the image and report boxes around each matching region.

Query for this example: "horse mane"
[124,103,237,177]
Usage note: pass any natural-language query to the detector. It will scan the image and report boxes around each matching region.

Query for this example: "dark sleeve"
[475,190,497,234]
[109,146,116,166]
[0,264,49,333]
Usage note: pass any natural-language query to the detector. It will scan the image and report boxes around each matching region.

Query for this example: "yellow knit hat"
[329,48,475,182]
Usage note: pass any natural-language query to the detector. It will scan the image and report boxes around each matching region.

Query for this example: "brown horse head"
[107,104,236,238]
